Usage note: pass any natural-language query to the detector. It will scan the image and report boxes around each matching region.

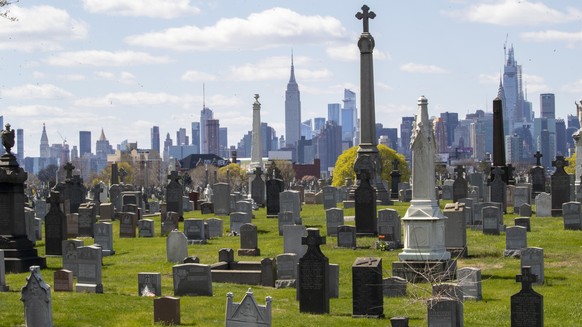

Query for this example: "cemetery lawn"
[2,202,582,326]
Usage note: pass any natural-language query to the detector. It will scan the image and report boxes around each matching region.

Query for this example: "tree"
[266,160,295,186]
[37,164,59,187]
[218,163,247,192]
[332,144,410,187]
[565,152,576,175]
[93,161,135,186]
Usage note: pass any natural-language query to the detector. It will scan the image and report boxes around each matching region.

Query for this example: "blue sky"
[1,0,581,157]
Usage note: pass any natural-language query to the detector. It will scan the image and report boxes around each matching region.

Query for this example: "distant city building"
[301,119,312,140]
[505,133,523,164]
[40,123,50,158]
[434,117,448,154]
[400,116,414,157]
[237,131,252,158]
[540,93,555,119]
[206,119,220,155]
[297,136,314,164]
[502,45,531,135]
[376,123,397,150]
[176,128,188,146]
[163,133,173,161]
[200,106,213,153]
[219,127,228,158]
[327,103,340,125]
[151,126,160,154]
[313,121,342,175]
[285,54,301,148]
[440,112,459,147]
[95,129,114,173]
[16,128,23,163]
[341,89,357,146]
[0,116,4,155]
[79,131,91,156]
[191,122,200,153]
[313,117,325,133]
[534,117,556,168]
[555,119,567,156]
[70,146,78,160]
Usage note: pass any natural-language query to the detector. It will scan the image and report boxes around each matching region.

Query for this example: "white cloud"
[59,74,86,81]
[74,91,242,109]
[181,70,217,82]
[522,73,548,94]
[479,73,501,84]
[0,5,87,52]
[229,56,331,81]
[95,71,136,84]
[377,82,393,91]
[45,50,170,67]
[561,79,582,93]
[326,43,389,62]
[3,105,66,117]
[400,63,448,74]
[446,0,582,26]
[1,84,72,99]
[82,0,200,19]
[521,30,582,43]
[126,7,348,51]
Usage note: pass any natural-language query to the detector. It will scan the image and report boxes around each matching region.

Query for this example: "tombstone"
[200,201,214,214]
[206,218,223,238]
[511,266,543,327]
[99,203,113,220]
[304,192,316,205]
[25,207,36,244]
[390,159,402,199]
[521,247,544,285]
[518,203,532,217]
[325,208,344,237]
[504,226,527,257]
[53,269,73,292]
[534,192,551,217]
[550,155,570,216]
[298,228,329,314]
[513,186,530,214]
[457,267,482,301]
[230,212,252,235]
[44,191,67,255]
[109,184,122,213]
[182,195,192,212]
[276,211,294,236]
[514,217,531,232]
[219,248,235,263]
[506,185,516,209]
[469,172,485,200]
[21,266,52,327]
[452,166,468,202]
[354,171,377,235]
[482,206,502,235]
[322,186,337,209]
[352,257,383,318]
[62,239,84,276]
[490,167,507,213]
[383,276,407,297]
[172,263,212,296]
[562,201,582,230]
[238,223,260,256]
[154,296,180,325]
[427,297,464,327]
[275,253,298,289]
[236,200,253,220]
[432,283,464,302]
[283,225,307,258]
[390,317,410,327]
[213,183,231,215]
[148,201,160,214]
[280,190,302,225]
[266,178,284,216]
[119,212,137,238]
[458,198,475,226]
[328,263,340,299]
[166,230,188,263]
[75,245,103,293]
[138,219,155,237]
[161,211,179,236]
[77,204,95,237]
[0,250,8,292]
[443,203,467,257]
[337,225,356,249]
[377,209,401,248]
[184,219,207,244]
[122,203,139,218]
[138,272,161,297]
[225,289,272,327]
[250,168,266,207]
[530,151,546,195]
[35,200,48,220]
[441,184,453,200]
[166,170,184,218]
[94,222,115,256]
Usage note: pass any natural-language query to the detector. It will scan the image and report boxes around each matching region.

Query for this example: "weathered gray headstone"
[66,213,78,238]
[275,253,298,289]
[504,226,527,257]
[457,267,482,301]
[535,192,551,217]
[75,245,103,293]
[280,190,302,225]
[377,208,401,248]
[166,230,188,263]
[94,222,115,256]
[21,266,52,327]
[514,217,531,232]
[427,297,463,327]
[444,202,467,257]
[161,211,179,236]
[184,219,206,244]
[230,212,252,235]
[562,201,582,230]
[325,208,344,237]
[513,186,530,213]
[77,204,95,237]
[521,247,544,285]
[225,289,272,327]
[138,272,161,296]
[62,239,84,276]
[322,186,337,209]
[482,206,502,235]
[138,219,155,237]
[337,225,356,248]
[519,203,532,217]
[172,263,212,296]
[213,183,231,215]
[238,223,260,256]
[277,211,294,236]
[383,276,407,297]
[283,225,307,257]
[206,218,223,238]
[53,269,73,292]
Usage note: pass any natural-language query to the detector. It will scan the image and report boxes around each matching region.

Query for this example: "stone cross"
[355,5,376,33]
[392,158,400,171]
[516,266,537,291]
[63,162,75,179]
[168,170,180,183]
[455,165,465,179]
[118,168,127,183]
[552,155,568,169]
[534,151,543,166]
[301,228,326,248]
[46,190,61,207]
[92,184,103,202]
[492,166,505,181]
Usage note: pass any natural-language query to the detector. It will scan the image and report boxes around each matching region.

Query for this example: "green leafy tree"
[565,152,576,175]
[332,144,410,187]
[218,163,247,192]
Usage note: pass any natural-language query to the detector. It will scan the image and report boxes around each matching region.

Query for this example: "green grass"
[1,201,581,326]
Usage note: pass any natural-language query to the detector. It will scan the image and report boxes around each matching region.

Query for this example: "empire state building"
[285,54,301,148]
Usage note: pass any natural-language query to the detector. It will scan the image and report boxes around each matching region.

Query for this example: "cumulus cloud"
[325,43,389,62]
[0,5,87,51]
[82,0,200,19]
[229,56,331,81]
[74,91,242,109]
[561,79,582,94]
[126,7,348,51]
[95,71,136,84]
[45,50,170,67]
[400,63,448,74]
[521,30,582,43]
[3,105,66,117]
[181,70,217,82]
[1,84,72,99]
[446,0,582,26]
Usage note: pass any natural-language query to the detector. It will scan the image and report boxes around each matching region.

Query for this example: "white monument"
[398,96,450,261]
[573,99,582,187]
[250,94,263,169]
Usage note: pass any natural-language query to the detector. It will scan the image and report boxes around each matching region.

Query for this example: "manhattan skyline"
[1,0,581,157]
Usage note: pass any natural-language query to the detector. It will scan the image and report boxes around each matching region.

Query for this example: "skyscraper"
[502,45,528,133]
[206,119,220,155]
[219,127,228,158]
[285,54,301,148]
[79,131,91,157]
[163,133,172,161]
[40,123,50,158]
[151,126,160,154]
[327,103,340,124]
[191,122,200,153]
[16,128,23,163]
[440,112,458,147]
[176,128,188,146]
[341,89,357,145]
[540,93,555,119]
[200,107,213,153]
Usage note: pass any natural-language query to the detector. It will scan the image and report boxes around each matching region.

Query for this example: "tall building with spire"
[200,107,213,154]
[40,123,50,158]
[285,53,301,148]
[502,45,529,134]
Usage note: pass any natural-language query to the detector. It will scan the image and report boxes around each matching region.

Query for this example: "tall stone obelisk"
[249,94,266,206]
[573,99,582,189]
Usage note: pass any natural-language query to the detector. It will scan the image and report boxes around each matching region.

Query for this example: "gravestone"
[44,190,67,255]
[184,219,206,244]
[352,257,383,318]
[482,206,502,235]
[119,212,137,238]
[550,155,570,216]
[75,245,103,293]
[109,184,122,213]
[148,201,160,214]
[166,171,184,218]
[469,172,485,200]
[138,219,155,237]
[443,202,467,257]
[521,247,544,285]
[457,267,482,300]
[230,212,252,235]
[298,228,329,314]
[377,209,402,248]
[511,266,543,327]
[337,225,356,249]
[535,192,551,217]
[138,272,161,296]
[21,266,52,327]
[266,178,284,216]
[390,159,402,199]
[427,297,463,327]
[154,296,180,325]
[236,200,253,220]
[0,250,8,291]
[166,230,188,263]
[283,225,307,257]
[458,198,475,226]
[250,167,266,207]
[562,201,582,230]
[206,218,223,238]
[200,201,214,214]
[238,223,260,256]
[452,165,468,202]
[280,190,302,225]
[62,239,84,276]
[161,211,179,236]
[183,256,200,264]
[53,269,73,292]
[225,289,272,327]
[504,226,527,257]
[432,283,464,302]
[490,167,507,213]
[328,263,340,299]
[325,208,343,237]
[383,276,407,297]
[322,186,337,209]
[77,204,95,237]
[219,248,235,263]
[513,186,530,213]
[514,217,531,232]
[94,222,115,256]
[213,183,231,215]
[172,263,212,296]
[354,172,377,235]
[519,203,532,217]
[99,203,113,220]
[35,200,47,220]
[506,185,516,209]
[277,211,294,236]
[442,185,453,200]
[530,151,546,197]
[275,253,298,289]
[25,207,36,243]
